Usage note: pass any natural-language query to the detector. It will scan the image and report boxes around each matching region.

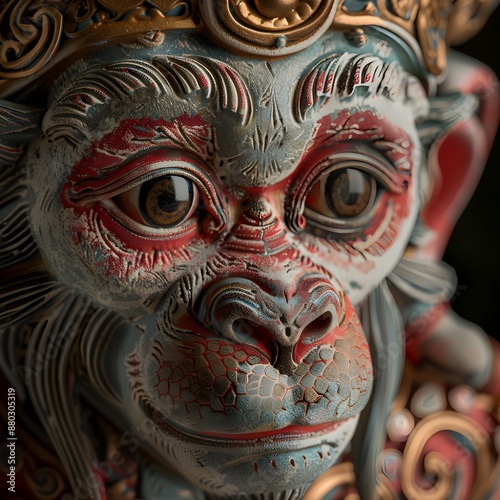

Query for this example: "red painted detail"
[214,61,249,115]
[317,70,326,97]
[310,109,414,174]
[67,206,200,278]
[194,269,348,359]
[419,119,488,259]
[354,66,361,85]
[196,338,268,362]
[449,62,499,151]
[65,148,202,205]
[224,213,289,255]
[326,72,334,94]
[152,337,269,395]
[149,277,373,429]
[160,270,371,376]
[63,113,214,197]
[70,92,90,111]
[190,419,347,440]
[303,72,315,110]
[61,114,228,270]
[289,109,415,252]
[294,297,367,363]
[97,205,200,252]
[417,62,499,260]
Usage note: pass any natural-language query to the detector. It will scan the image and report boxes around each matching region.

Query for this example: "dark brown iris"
[326,168,373,217]
[140,175,194,227]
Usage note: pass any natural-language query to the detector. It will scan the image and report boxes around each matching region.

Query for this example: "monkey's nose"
[198,275,344,375]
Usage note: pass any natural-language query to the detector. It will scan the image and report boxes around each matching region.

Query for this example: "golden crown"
[0,0,498,98]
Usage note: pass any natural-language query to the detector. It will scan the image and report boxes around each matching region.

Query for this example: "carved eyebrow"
[44,56,252,144]
[295,53,427,122]
[152,55,252,125]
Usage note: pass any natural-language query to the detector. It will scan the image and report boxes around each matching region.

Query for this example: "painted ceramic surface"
[30,31,419,495]
[0,1,499,500]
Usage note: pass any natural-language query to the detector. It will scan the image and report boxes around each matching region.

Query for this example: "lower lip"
[192,420,348,442]
[145,401,351,445]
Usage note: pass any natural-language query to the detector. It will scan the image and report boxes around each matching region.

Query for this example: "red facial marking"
[66,207,201,279]
[63,113,214,191]
[147,308,372,433]
[294,299,365,362]
[60,114,228,278]
[291,109,415,258]
[312,109,414,174]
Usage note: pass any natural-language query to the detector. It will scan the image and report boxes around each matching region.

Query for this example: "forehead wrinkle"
[295,52,428,123]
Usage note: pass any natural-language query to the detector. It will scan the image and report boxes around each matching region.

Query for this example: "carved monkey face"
[26,31,428,496]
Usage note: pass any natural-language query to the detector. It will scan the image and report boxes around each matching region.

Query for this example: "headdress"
[0,0,498,98]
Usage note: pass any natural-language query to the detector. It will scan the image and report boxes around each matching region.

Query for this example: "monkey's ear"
[414,51,499,261]
[0,99,42,167]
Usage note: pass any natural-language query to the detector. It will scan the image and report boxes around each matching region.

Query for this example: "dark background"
[443,6,500,341]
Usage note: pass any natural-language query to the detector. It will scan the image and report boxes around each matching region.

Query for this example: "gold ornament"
[0,0,498,97]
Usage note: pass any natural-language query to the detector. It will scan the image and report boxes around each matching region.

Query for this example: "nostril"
[232,319,278,362]
[232,318,257,338]
[301,311,334,341]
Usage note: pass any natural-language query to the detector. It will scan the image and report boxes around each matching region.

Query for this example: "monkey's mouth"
[194,420,349,442]
[144,399,354,447]
[140,399,359,494]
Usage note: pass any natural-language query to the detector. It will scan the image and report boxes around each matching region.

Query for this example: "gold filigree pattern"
[383,363,500,499]
[332,0,498,75]
[304,362,500,499]
[232,0,324,31]
[447,0,500,44]
[0,2,64,78]
[0,0,498,95]
[0,0,196,96]
[199,0,337,55]
[303,462,358,499]
[333,0,419,33]
[400,412,492,498]
[332,0,443,75]
[415,0,450,78]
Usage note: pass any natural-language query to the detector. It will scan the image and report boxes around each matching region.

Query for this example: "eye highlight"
[115,174,199,228]
[293,151,404,235]
[307,168,376,219]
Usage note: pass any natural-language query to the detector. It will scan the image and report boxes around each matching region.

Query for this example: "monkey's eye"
[306,167,376,220]
[114,174,199,228]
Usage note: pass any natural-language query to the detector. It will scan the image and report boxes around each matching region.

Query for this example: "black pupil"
[157,187,179,212]
[139,175,193,227]
[326,168,372,217]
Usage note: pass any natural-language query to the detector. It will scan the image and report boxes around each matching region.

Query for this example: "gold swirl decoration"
[332,0,498,76]
[302,461,358,499]
[302,460,399,499]
[0,2,63,78]
[447,0,500,44]
[198,0,337,54]
[0,0,196,97]
[331,0,448,76]
[400,411,494,499]
[0,0,498,97]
